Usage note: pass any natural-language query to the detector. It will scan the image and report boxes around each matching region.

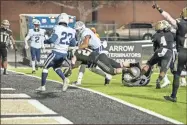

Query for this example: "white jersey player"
[36,13,76,92]
[72,21,112,86]
[25,19,46,74]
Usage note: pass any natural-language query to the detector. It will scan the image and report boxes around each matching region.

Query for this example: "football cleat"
[32,70,36,74]
[161,81,170,88]
[72,80,82,86]
[63,78,70,91]
[164,96,177,102]
[35,86,46,92]
[104,78,110,85]
[156,83,161,89]
[3,72,9,75]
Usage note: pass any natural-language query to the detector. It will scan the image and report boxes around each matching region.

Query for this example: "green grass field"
[10,67,187,124]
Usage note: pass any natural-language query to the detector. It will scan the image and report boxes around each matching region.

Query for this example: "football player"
[25,19,46,74]
[35,13,76,92]
[0,20,17,75]
[72,21,112,86]
[70,48,141,80]
[141,20,175,89]
[153,5,187,102]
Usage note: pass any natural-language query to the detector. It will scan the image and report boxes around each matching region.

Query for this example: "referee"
[0,20,17,75]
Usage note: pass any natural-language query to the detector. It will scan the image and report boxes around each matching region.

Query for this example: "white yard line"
[1,88,16,91]
[28,100,57,115]
[7,69,184,124]
[1,94,30,98]
[1,91,73,124]
[1,116,73,124]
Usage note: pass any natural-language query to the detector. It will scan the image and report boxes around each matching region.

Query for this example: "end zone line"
[7,69,184,124]
[1,116,73,124]
[1,88,16,90]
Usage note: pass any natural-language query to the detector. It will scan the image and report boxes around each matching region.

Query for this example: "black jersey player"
[153,4,187,102]
[0,20,17,75]
[142,20,176,89]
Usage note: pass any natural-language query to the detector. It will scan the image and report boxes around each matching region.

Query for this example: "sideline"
[7,69,184,124]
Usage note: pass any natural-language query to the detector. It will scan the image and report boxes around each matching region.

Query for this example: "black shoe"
[104,78,110,85]
[156,83,161,89]
[32,70,36,74]
[3,72,8,75]
[35,65,38,70]
[164,96,177,102]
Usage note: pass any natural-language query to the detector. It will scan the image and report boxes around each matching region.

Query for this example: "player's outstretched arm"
[152,3,177,28]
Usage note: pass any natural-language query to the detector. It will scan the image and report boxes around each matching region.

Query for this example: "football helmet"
[122,66,141,86]
[58,13,69,25]
[162,20,171,31]
[74,21,85,33]
[1,20,10,29]
[33,19,40,30]
[180,7,187,19]
[155,20,166,31]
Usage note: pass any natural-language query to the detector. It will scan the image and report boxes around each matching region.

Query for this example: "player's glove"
[152,3,163,13]
[25,44,29,49]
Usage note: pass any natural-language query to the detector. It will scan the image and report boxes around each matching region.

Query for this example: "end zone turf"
[8,67,187,124]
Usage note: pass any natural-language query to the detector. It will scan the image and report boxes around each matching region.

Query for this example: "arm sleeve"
[44,33,58,44]
[69,38,76,47]
[161,11,177,28]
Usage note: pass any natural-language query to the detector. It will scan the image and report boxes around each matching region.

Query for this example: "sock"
[181,77,186,84]
[32,61,36,71]
[55,68,65,81]
[163,74,169,83]
[156,75,163,84]
[171,74,180,98]
[78,72,83,82]
[3,68,6,74]
[41,69,48,86]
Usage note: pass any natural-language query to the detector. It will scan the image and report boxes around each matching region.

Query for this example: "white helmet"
[58,13,69,25]
[74,21,85,32]
[1,20,10,29]
[33,19,40,29]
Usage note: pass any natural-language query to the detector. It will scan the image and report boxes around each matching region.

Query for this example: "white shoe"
[180,78,187,87]
[161,81,170,88]
[63,78,70,91]
[35,86,46,92]
[72,80,82,86]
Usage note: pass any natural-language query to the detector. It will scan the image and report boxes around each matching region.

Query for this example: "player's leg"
[142,52,159,75]
[157,51,173,89]
[96,53,132,75]
[72,64,87,85]
[35,48,41,70]
[165,48,187,102]
[30,47,36,74]
[53,58,69,91]
[36,52,55,91]
[2,48,8,75]
[89,65,112,85]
